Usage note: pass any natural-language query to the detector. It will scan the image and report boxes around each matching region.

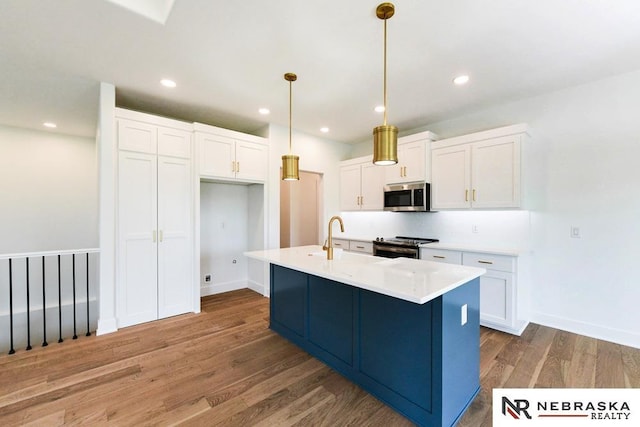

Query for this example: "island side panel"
[439,277,481,427]
[270,264,307,338]
[358,289,434,415]
[308,276,355,367]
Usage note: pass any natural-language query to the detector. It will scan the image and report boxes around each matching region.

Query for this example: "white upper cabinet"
[385,131,438,185]
[431,124,529,209]
[340,156,386,211]
[195,123,267,183]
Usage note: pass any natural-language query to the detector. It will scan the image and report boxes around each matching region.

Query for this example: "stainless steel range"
[372,236,439,259]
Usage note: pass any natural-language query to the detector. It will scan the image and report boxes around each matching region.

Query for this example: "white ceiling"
[2,0,640,142]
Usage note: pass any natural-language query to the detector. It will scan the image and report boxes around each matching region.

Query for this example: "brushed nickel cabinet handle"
[465,189,469,202]
[478,260,493,265]
[153,230,157,243]
[159,230,163,242]
[237,162,240,173]
[473,189,476,201]
[433,255,446,259]
[356,245,365,249]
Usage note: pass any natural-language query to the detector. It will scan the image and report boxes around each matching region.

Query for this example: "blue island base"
[269,264,480,427]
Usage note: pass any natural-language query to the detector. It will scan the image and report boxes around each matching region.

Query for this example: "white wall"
[200,181,249,295]
[0,124,98,254]
[349,69,640,348]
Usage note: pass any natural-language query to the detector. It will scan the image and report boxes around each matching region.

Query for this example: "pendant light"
[282,72,300,181]
[372,2,398,166]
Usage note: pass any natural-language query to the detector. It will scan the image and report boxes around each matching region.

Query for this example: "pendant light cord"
[383,16,388,126]
[289,79,293,154]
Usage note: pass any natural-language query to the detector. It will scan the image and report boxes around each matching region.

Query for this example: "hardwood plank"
[596,340,625,387]
[566,334,597,387]
[1,289,638,427]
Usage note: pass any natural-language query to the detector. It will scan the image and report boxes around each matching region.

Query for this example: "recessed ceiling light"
[43,122,57,128]
[453,75,470,85]
[160,79,176,88]
[320,127,330,133]
[374,105,385,113]
[258,108,270,115]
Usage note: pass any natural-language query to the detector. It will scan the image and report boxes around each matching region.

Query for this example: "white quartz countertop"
[244,245,486,304]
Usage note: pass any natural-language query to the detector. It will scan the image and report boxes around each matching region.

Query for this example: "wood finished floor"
[1,289,639,426]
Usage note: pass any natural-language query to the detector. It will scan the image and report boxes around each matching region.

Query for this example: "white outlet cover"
[461,304,468,326]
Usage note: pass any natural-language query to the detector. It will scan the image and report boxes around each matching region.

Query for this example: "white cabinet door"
[118,120,157,154]
[157,156,193,319]
[158,127,192,159]
[340,163,362,211]
[431,145,471,209]
[360,162,385,210]
[472,136,521,208]
[198,133,235,179]
[117,151,158,327]
[478,270,514,328]
[386,139,428,184]
[400,140,426,183]
[235,140,267,182]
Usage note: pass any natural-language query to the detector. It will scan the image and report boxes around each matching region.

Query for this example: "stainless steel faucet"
[324,215,345,260]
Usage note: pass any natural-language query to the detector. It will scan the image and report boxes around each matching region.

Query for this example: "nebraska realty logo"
[493,389,640,426]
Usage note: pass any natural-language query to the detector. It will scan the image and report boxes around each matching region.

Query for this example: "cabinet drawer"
[463,252,515,272]
[420,248,462,265]
[332,239,349,249]
[349,240,373,254]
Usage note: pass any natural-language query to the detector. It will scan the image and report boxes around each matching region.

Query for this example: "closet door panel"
[157,156,193,318]
[117,151,158,327]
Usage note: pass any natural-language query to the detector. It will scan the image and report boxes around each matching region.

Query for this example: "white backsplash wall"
[340,210,530,250]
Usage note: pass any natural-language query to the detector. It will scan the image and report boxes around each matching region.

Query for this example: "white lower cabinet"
[116,110,194,328]
[420,247,527,335]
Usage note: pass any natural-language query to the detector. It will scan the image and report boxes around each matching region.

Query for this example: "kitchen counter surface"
[244,245,485,304]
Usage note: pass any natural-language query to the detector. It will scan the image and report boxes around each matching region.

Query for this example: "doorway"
[280,170,323,248]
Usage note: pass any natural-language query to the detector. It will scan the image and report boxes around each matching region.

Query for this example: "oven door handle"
[374,245,417,255]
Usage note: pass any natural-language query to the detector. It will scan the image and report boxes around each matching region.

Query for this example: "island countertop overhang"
[244,245,485,304]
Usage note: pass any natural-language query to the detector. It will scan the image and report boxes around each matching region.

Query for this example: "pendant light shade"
[372,2,398,166]
[282,72,300,181]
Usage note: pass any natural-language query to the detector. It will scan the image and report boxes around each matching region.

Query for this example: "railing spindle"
[8,259,15,355]
[72,254,78,340]
[86,252,91,337]
[42,256,48,347]
[26,258,32,351]
[57,255,63,343]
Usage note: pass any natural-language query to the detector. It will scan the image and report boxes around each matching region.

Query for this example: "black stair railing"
[1,249,99,355]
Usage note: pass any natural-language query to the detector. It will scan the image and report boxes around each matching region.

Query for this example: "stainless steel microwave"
[383,182,432,212]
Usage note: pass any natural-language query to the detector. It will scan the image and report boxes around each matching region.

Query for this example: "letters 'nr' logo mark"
[502,397,532,420]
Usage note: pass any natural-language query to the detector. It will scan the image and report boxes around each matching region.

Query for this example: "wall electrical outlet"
[571,226,581,238]
[204,274,212,283]
[461,304,468,326]
[472,225,479,234]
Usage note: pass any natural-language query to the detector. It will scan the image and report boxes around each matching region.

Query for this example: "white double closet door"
[117,126,193,328]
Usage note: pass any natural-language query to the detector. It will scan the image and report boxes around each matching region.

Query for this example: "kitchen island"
[244,246,485,427]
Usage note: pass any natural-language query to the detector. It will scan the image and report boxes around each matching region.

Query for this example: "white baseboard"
[200,280,246,297]
[531,311,640,349]
[97,317,118,335]
[247,279,267,297]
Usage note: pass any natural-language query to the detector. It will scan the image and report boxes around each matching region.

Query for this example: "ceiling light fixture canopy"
[372,2,398,166]
[282,72,300,181]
